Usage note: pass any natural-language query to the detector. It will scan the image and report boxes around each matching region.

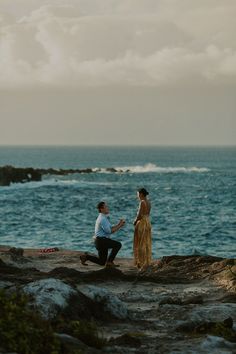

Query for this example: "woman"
[133,188,152,269]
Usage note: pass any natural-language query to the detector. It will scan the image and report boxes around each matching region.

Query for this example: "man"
[80,201,125,267]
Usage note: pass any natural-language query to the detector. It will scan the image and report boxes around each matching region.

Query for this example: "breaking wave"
[95,163,210,174]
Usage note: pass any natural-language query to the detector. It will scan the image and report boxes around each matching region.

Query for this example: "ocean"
[0,146,235,259]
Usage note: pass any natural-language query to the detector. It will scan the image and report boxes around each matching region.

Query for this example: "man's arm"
[111,219,125,233]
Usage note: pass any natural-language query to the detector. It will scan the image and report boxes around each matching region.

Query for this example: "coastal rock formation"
[0,165,130,186]
[23,278,77,320]
[176,316,236,342]
[0,246,235,353]
[0,165,42,186]
[78,285,128,319]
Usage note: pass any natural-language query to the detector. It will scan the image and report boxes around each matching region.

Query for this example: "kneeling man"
[80,201,125,267]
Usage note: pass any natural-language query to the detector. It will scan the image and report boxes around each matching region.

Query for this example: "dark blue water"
[0,146,235,258]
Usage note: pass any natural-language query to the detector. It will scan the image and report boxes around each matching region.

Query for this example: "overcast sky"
[0,0,235,145]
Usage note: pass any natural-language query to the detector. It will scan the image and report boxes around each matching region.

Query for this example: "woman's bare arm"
[133,201,145,225]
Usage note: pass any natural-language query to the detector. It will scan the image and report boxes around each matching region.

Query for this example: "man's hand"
[119,219,125,227]
[111,219,125,233]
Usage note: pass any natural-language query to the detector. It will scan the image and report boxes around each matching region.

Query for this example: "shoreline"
[0,244,235,286]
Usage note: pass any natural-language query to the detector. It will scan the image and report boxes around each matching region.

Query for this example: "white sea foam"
[1,178,122,190]
[7,178,79,190]
[95,163,210,174]
[92,167,118,173]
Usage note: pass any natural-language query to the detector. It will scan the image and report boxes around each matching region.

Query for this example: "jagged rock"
[0,166,41,186]
[0,257,26,275]
[23,278,77,320]
[9,247,24,257]
[82,267,125,282]
[159,294,203,307]
[0,252,30,267]
[50,267,128,283]
[0,280,14,290]
[109,333,142,347]
[176,321,198,332]
[0,258,6,267]
[55,333,101,354]
[200,335,236,352]
[159,296,182,306]
[0,246,235,354]
[22,277,107,322]
[48,266,83,282]
[218,293,236,303]
[78,285,128,319]
[106,168,117,173]
[62,292,107,321]
[177,317,236,342]
[0,255,40,281]
[182,295,204,305]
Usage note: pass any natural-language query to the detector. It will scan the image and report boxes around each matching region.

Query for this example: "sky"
[0,0,235,146]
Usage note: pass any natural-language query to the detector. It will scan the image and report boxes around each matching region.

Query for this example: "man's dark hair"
[97,201,105,212]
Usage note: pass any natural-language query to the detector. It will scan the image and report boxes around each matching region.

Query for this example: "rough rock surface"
[78,285,128,319]
[23,278,77,320]
[0,245,235,353]
[0,166,42,185]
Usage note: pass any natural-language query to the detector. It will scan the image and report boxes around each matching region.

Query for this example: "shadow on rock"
[177,317,236,342]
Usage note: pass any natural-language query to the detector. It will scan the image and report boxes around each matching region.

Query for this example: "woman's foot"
[80,254,88,266]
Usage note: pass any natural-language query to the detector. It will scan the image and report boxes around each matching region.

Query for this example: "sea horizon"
[0,144,235,148]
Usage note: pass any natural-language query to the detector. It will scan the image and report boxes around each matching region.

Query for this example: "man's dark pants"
[86,237,122,265]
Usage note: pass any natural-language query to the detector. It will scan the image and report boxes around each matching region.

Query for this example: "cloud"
[0,1,236,88]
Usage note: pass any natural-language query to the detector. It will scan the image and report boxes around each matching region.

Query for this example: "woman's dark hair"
[97,201,105,212]
[138,188,149,196]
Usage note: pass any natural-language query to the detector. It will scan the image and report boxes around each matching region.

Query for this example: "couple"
[80,188,152,269]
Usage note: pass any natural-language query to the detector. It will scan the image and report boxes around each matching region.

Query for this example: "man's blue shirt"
[95,213,112,238]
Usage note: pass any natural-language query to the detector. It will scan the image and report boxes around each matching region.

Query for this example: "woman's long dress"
[133,213,152,268]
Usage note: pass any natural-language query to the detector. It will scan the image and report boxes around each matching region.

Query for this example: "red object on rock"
[39,247,59,253]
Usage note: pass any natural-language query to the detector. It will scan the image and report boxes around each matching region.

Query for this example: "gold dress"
[133,201,152,268]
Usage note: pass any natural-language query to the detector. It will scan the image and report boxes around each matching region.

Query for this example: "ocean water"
[0,146,235,259]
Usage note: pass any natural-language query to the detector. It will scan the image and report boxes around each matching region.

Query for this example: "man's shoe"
[80,254,88,266]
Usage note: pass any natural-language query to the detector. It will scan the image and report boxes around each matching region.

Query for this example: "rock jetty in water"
[0,165,130,186]
[0,165,42,186]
